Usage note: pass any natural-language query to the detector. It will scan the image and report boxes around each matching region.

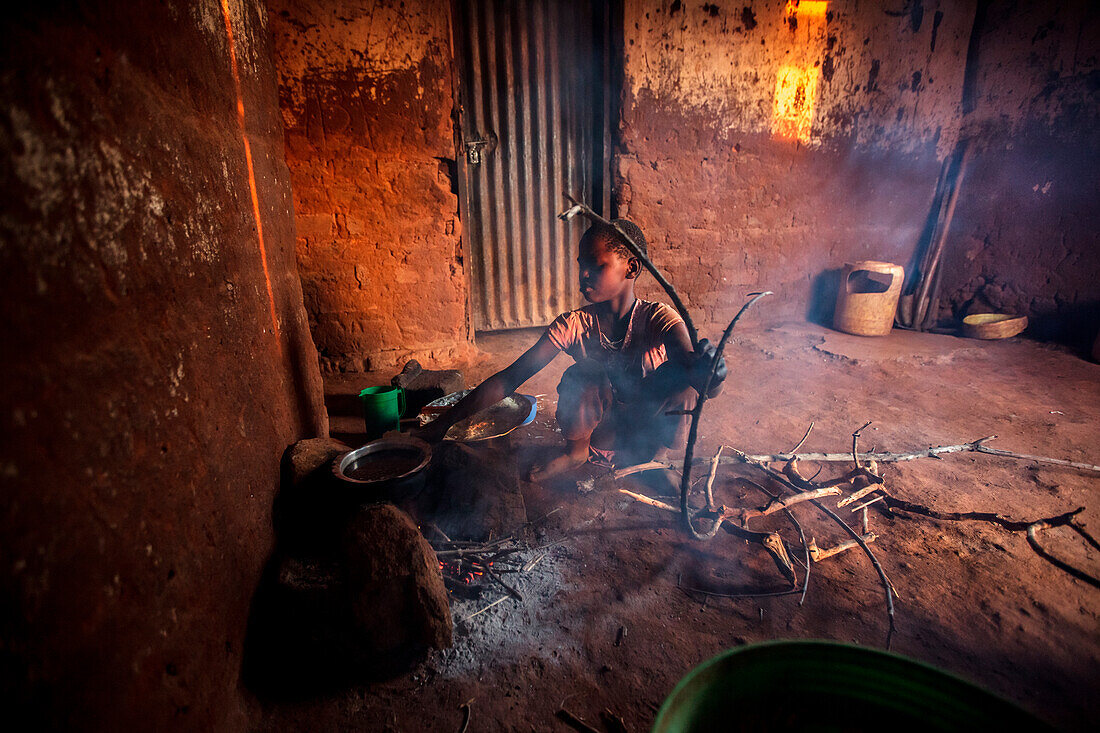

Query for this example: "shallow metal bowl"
[331,435,432,490]
[418,390,537,442]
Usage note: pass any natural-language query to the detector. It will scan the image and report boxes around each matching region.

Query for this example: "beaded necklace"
[597,300,637,352]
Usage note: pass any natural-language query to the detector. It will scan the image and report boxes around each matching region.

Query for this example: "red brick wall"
[0,2,325,728]
[269,0,472,373]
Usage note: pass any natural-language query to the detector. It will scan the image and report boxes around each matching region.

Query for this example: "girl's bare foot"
[528,440,590,483]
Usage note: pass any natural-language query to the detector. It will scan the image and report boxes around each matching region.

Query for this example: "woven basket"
[962,313,1028,340]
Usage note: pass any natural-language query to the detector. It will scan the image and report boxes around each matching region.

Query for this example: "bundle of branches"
[616,422,1097,648]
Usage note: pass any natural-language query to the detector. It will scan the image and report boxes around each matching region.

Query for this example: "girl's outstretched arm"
[411,333,561,442]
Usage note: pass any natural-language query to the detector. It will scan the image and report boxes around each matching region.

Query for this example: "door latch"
[464,138,488,165]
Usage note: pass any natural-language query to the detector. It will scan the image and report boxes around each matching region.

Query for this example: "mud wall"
[0,1,326,729]
[619,0,1099,342]
[942,2,1100,343]
[268,0,470,373]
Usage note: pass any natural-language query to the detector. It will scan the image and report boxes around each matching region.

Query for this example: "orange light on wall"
[772,1,828,144]
[785,0,828,18]
[220,0,282,353]
[773,66,819,143]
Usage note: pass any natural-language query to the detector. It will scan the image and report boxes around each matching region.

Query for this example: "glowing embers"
[771,1,829,145]
[439,557,493,598]
[772,66,819,144]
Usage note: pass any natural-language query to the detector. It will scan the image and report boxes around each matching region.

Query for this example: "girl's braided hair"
[581,218,647,259]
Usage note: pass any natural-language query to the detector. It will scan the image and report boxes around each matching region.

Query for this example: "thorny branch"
[604,435,1100,475]
[678,292,773,540]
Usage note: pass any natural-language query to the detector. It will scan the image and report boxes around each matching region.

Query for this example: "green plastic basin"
[653,640,1048,732]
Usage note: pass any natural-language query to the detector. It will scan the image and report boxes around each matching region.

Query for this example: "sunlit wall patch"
[220,0,282,354]
[787,0,828,18]
[772,66,819,144]
[772,1,828,145]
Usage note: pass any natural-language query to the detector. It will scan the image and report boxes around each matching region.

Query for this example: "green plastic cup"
[359,386,406,441]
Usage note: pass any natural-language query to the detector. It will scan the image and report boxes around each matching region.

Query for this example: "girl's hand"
[690,338,726,394]
[408,418,450,444]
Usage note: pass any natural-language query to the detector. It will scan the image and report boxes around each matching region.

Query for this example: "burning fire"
[440,558,493,587]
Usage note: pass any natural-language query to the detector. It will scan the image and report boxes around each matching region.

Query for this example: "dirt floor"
[258,321,1099,731]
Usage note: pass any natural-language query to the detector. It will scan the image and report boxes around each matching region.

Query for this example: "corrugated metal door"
[452,0,610,331]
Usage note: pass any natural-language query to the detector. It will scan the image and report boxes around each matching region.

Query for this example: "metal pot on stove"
[331,435,432,505]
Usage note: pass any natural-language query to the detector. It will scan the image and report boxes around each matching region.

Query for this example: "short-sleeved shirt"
[545,300,684,398]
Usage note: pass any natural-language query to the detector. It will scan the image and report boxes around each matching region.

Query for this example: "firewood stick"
[852,421,873,469]
[619,488,678,513]
[459,595,509,624]
[483,563,523,601]
[809,533,878,562]
[735,435,1100,472]
[618,489,781,547]
[791,507,812,605]
[972,444,1100,473]
[914,142,970,330]
[704,446,724,511]
[767,456,897,648]
[837,482,884,508]
[763,486,843,512]
[850,495,887,513]
[1026,523,1100,589]
[736,478,813,601]
[788,422,815,453]
[738,486,842,526]
[907,157,952,328]
[611,436,1100,473]
[762,531,797,585]
[521,553,546,572]
[613,461,674,479]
